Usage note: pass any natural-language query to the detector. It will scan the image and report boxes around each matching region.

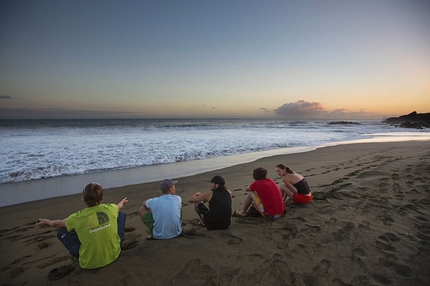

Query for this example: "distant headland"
[383,111,430,129]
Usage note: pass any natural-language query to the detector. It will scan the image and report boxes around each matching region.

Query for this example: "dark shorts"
[196,203,210,221]
[141,213,155,235]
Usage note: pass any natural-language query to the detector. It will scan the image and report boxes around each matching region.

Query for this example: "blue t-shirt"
[146,194,182,239]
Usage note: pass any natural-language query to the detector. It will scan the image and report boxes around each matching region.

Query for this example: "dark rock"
[329,121,360,125]
[383,111,430,129]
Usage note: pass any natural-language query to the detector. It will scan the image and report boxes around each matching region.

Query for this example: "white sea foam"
[0,118,428,184]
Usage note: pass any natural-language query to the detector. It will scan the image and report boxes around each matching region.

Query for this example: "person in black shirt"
[189,175,232,230]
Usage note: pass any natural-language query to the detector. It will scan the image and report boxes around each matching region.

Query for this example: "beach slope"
[1,141,429,285]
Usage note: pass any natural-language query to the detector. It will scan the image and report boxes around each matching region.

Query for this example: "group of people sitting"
[36,164,312,270]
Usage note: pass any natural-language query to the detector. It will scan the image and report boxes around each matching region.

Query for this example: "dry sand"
[1,141,429,285]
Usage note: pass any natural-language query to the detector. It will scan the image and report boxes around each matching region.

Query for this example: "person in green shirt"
[36,182,128,269]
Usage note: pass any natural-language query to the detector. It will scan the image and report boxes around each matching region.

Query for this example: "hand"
[121,197,129,204]
[36,218,49,226]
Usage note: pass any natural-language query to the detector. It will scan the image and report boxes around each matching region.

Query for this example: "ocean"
[1,118,429,207]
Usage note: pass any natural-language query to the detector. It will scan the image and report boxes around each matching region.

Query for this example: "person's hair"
[276,163,294,174]
[215,184,228,192]
[83,182,104,207]
[253,167,268,180]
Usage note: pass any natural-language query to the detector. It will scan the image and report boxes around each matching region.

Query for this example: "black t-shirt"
[205,189,232,230]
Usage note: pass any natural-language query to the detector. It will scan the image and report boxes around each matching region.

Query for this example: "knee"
[138,205,144,215]
[57,227,68,240]
[118,211,126,221]
[139,205,149,216]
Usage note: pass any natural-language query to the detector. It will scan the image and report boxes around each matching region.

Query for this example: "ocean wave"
[1,118,423,184]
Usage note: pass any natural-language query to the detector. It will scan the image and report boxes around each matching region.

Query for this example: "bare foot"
[232,210,246,217]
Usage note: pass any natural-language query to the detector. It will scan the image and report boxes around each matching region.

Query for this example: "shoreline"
[1,133,429,208]
[1,140,429,284]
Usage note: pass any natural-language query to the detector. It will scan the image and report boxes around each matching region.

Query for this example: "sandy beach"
[1,141,429,285]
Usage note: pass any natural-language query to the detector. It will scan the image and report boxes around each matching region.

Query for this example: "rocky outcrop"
[329,121,360,125]
[383,111,430,129]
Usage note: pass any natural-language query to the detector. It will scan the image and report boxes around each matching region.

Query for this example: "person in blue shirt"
[139,179,182,239]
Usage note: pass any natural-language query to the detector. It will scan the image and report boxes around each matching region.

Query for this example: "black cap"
[208,175,225,185]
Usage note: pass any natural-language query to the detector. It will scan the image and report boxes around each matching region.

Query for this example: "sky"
[1,0,429,120]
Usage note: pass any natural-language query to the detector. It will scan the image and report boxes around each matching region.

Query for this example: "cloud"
[274,100,325,118]
[259,108,271,114]
[274,100,378,120]
[0,108,150,119]
[0,95,12,99]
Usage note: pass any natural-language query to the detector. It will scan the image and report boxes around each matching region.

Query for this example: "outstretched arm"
[36,218,67,228]
[189,192,212,204]
[117,197,129,211]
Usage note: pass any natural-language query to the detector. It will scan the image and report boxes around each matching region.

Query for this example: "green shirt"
[66,204,121,269]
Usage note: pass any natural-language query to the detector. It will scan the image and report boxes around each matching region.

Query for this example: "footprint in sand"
[124,226,135,232]
[2,255,31,273]
[38,242,50,249]
[371,273,393,285]
[219,232,242,245]
[331,277,348,286]
[379,215,394,226]
[313,259,331,276]
[290,244,313,261]
[235,253,264,263]
[378,257,393,267]
[0,226,19,237]
[304,224,321,233]
[392,262,413,277]
[333,229,348,241]
[270,231,288,249]
[172,258,240,285]
[391,173,400,180]
[375,235,397,252]
[351,247,365,264]
[358,221,370,229]
[122,233,141,250]
[47,264,75,281]
[378,178,389,192]
[127,211,140,218]
[122,227,141,249]
[39,255,72,268]
[253,259,294,285]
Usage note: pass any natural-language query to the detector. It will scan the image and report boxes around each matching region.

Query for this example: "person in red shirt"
[233,167,285,219]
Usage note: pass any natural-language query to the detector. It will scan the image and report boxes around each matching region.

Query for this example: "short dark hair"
[253,167,268,180]
[83,182,103,207]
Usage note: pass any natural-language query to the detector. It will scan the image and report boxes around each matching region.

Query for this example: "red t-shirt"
[249,178,285,216]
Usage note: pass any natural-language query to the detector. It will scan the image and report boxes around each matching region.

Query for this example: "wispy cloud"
[259,108,271,114]
[0,95,12,99]
[0,108,152,119]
